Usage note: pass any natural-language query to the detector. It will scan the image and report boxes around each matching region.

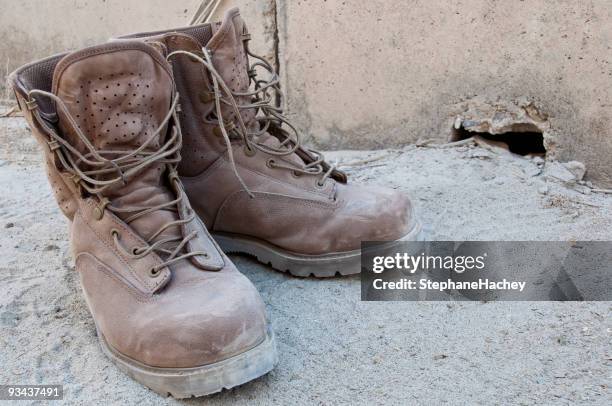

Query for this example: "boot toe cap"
[332,184,418,251]
[126,272,269,368]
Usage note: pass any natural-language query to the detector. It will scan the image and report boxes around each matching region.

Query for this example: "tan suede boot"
[118,8,422,277]
[10,41,276,397]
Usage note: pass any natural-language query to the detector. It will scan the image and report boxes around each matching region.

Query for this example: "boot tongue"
[52,42,182,243]
[207,8,257,131]
[207,8,304,166]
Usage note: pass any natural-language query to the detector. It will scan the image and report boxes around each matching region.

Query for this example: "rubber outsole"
[213,221,424,277]
[96,326,277,399]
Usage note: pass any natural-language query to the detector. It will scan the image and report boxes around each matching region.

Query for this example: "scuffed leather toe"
[96,265,269,369]
[330,183,416,251]
[138,273,266,368]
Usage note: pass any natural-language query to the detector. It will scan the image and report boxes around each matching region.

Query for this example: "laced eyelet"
[199,91,214,104]
[93,206,104,221]
[315,180,326,188]
[266,158,275,169]
[292,170,302,178]
[110,229,120,238]
[244,145,256,157]
[148,267,161,278]
[132,247,141,255]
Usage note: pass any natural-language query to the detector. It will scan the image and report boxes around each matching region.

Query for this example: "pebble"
[574,185,592,195]
[544,162,576,183]
[562,161,586,181]
[524,165,542,178]
[5,222,14,228]
[471,150,492,159]
[538,184,549,195]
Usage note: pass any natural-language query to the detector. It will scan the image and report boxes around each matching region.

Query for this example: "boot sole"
[213,220,424,277]
[96,326,277,398]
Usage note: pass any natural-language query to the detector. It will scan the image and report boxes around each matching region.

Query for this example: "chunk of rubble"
[562,161,586,182]
[544,162,577,183]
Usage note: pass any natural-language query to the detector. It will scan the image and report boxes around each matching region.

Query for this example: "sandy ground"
[0,111,611,405]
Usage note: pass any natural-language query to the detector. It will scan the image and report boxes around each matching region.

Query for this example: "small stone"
[538,184,549,195]
[544,162,576,183]
[574,185,592,195]
[532,156,545,166]
[471,150,492,159]
[586,181,593,188]
[5,222,14,229]
[562,161,586,181]
[524,165,542,178]
[44,244,60,251]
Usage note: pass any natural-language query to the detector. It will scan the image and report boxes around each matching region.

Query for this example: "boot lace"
[27,89,207,274]
[167,32,337,197]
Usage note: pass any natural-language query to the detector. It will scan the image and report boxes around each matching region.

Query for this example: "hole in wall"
[450,122,546,156]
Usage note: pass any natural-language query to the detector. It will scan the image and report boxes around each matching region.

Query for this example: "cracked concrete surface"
[278,0,612,187]
[0,114,611,404]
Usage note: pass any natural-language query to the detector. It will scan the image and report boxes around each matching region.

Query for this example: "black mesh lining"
[14,53,65,117]
[119,24,213,47]
[183,25,214,46]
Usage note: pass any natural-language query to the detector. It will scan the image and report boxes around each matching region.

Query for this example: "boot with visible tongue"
[118,8,423,277]
[52,42,181,248]
[10,40,276,397]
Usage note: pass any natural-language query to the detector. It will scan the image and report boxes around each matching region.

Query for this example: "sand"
[1,110,610,404]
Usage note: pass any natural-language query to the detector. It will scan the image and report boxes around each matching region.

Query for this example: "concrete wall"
[0,0,274,97]
[0,0,196,93]
[278,0,612,187]
[2,0,611,186]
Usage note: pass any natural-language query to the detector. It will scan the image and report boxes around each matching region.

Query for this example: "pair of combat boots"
[11,8,421,398]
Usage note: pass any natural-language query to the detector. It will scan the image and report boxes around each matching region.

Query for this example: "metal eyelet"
[110,229,120,238]
[132,247,140,255]
[199,91,214,104]
[244,145,256,157]
[266,158,276,169]
[148,267,161,278]
[315,180,326,188]
[93,206,104,220]
[292,170,302,178]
